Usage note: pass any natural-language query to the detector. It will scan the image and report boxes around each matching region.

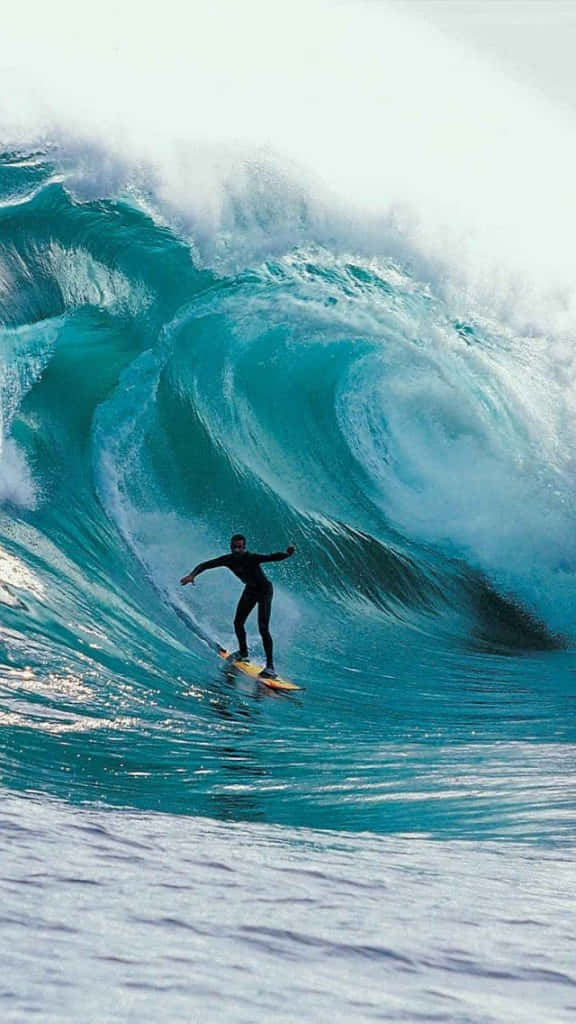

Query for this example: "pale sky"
[402,0,576,112]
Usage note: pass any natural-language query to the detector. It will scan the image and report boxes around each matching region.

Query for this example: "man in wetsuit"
[180,534,296,679]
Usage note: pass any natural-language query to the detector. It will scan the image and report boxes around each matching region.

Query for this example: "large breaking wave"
[2,1,576,838]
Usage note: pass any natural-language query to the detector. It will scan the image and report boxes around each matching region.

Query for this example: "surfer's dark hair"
[230,533,246,546]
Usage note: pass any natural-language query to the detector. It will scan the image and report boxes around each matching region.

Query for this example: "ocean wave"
[0,148,574,835]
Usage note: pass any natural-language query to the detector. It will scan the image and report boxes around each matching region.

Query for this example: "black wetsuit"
[191,551,291,664]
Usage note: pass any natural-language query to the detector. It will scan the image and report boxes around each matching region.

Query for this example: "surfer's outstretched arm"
[256,545,296,563]
[180,555,229,585]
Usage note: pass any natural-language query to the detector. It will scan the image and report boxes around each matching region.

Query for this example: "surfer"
[180,534,296,679]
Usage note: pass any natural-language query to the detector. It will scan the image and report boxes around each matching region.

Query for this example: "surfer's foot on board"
[231,649,249,662]
[259,666,277,680]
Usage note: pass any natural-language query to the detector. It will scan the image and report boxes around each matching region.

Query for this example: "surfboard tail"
[218,649,302,691]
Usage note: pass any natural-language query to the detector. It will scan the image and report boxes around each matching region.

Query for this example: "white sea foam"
[0,320,61,508]
[2,0,576,328]
[0,439,38,507]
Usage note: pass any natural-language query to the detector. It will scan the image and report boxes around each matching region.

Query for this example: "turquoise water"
[1,142,575,1019]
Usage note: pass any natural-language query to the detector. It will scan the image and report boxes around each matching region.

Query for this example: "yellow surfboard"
[218,649,302,691]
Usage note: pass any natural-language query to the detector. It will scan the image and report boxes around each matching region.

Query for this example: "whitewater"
[1,1,575,1020]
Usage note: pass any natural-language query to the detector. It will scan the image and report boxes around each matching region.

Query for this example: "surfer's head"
[230,534,246,553]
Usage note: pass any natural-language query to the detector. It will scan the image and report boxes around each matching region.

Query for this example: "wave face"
[1,145,576,841]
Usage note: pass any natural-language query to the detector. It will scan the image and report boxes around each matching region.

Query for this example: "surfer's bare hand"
[180,574,195,585]
[286,545,296,556]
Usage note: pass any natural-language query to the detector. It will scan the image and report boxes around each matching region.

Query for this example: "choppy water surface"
[2,790,575,1023]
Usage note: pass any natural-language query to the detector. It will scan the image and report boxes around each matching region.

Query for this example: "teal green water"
[3,3,576,1014]
[1,149,576,842]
